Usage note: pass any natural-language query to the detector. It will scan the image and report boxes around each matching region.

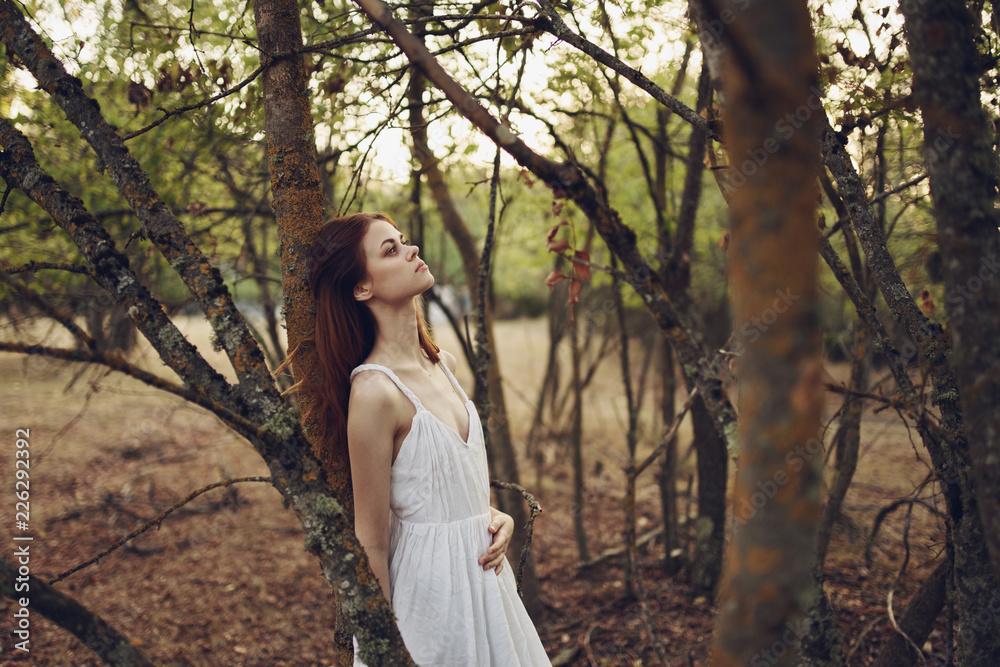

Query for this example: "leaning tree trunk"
[0,558,153,666]
[901,0,1000,609]
[869,558,950,667]
[709,1,825,664]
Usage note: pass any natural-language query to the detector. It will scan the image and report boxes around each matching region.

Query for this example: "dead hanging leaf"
[919,288,936,314]
[323,76,345,96]
[128,81,151,112]
[545,271,569,289]
[519,169,535,188]
[573,250,591,280]
[156,67,174,93]
[568,278,582,304]
[546,220,569,252]
[552,200,565,216]
[548,238,570,253]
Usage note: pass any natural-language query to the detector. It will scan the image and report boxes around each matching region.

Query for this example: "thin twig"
[884,477,931,665]
[123,63,266,141]
[0,183,12,213]
[0,271,96,350]
[489,479,542,595]
[49,476,271,584]
[632,387,699,477]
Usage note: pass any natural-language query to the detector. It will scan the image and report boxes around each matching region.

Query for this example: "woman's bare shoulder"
[348,369,401,414]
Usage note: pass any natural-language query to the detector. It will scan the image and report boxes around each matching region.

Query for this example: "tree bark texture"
[870,559,950,667]
[901,0,1000,594]
[709,1,825,665]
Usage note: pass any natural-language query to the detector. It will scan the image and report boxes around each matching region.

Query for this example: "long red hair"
[305,212,439,467]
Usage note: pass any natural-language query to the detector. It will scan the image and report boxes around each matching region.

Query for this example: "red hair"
[302,212,439,467]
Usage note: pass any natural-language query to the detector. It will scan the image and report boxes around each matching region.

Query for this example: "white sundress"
[350,361,551,666]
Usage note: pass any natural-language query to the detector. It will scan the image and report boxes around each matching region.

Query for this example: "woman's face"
[354,219,434,305]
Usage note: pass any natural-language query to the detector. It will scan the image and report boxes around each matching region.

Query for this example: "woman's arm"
[347,374,398,604]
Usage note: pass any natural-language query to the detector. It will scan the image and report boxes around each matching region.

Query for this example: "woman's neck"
[367,299,427,369]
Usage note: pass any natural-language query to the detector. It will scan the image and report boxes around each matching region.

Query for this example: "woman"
[305,212,551,666]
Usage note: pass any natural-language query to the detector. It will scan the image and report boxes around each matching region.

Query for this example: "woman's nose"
[408,244,420,259]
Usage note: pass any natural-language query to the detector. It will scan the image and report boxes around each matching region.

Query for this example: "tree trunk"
[709,1,825,664]
[870,559,950,667]
[690,393,727,597]
[815,325,867,570]
[251,0,411,662]
[570,318,590,562]
[658,338,680,572]
[666,63,724,591]
[901,0,1000,598]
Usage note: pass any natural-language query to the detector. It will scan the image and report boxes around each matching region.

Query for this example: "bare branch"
[0,342,277,448]
[0,117,234,401]
[0,270,97,350]
[49,476,272,584]
[533,0,718,140]
[3,261,93,276]
[0,0,279,408]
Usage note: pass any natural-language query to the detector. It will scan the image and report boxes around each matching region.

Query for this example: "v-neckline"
[418,397,474,446]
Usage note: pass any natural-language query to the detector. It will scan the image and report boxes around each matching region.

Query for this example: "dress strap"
[350,364,423,411]
[439,361,470,403]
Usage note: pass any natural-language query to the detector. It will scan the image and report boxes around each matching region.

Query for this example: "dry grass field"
[0,316,946,665]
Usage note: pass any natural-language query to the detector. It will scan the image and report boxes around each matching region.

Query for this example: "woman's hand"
[479,508,514,575]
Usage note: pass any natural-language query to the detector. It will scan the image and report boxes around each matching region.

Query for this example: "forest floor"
[0,317,948,666]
